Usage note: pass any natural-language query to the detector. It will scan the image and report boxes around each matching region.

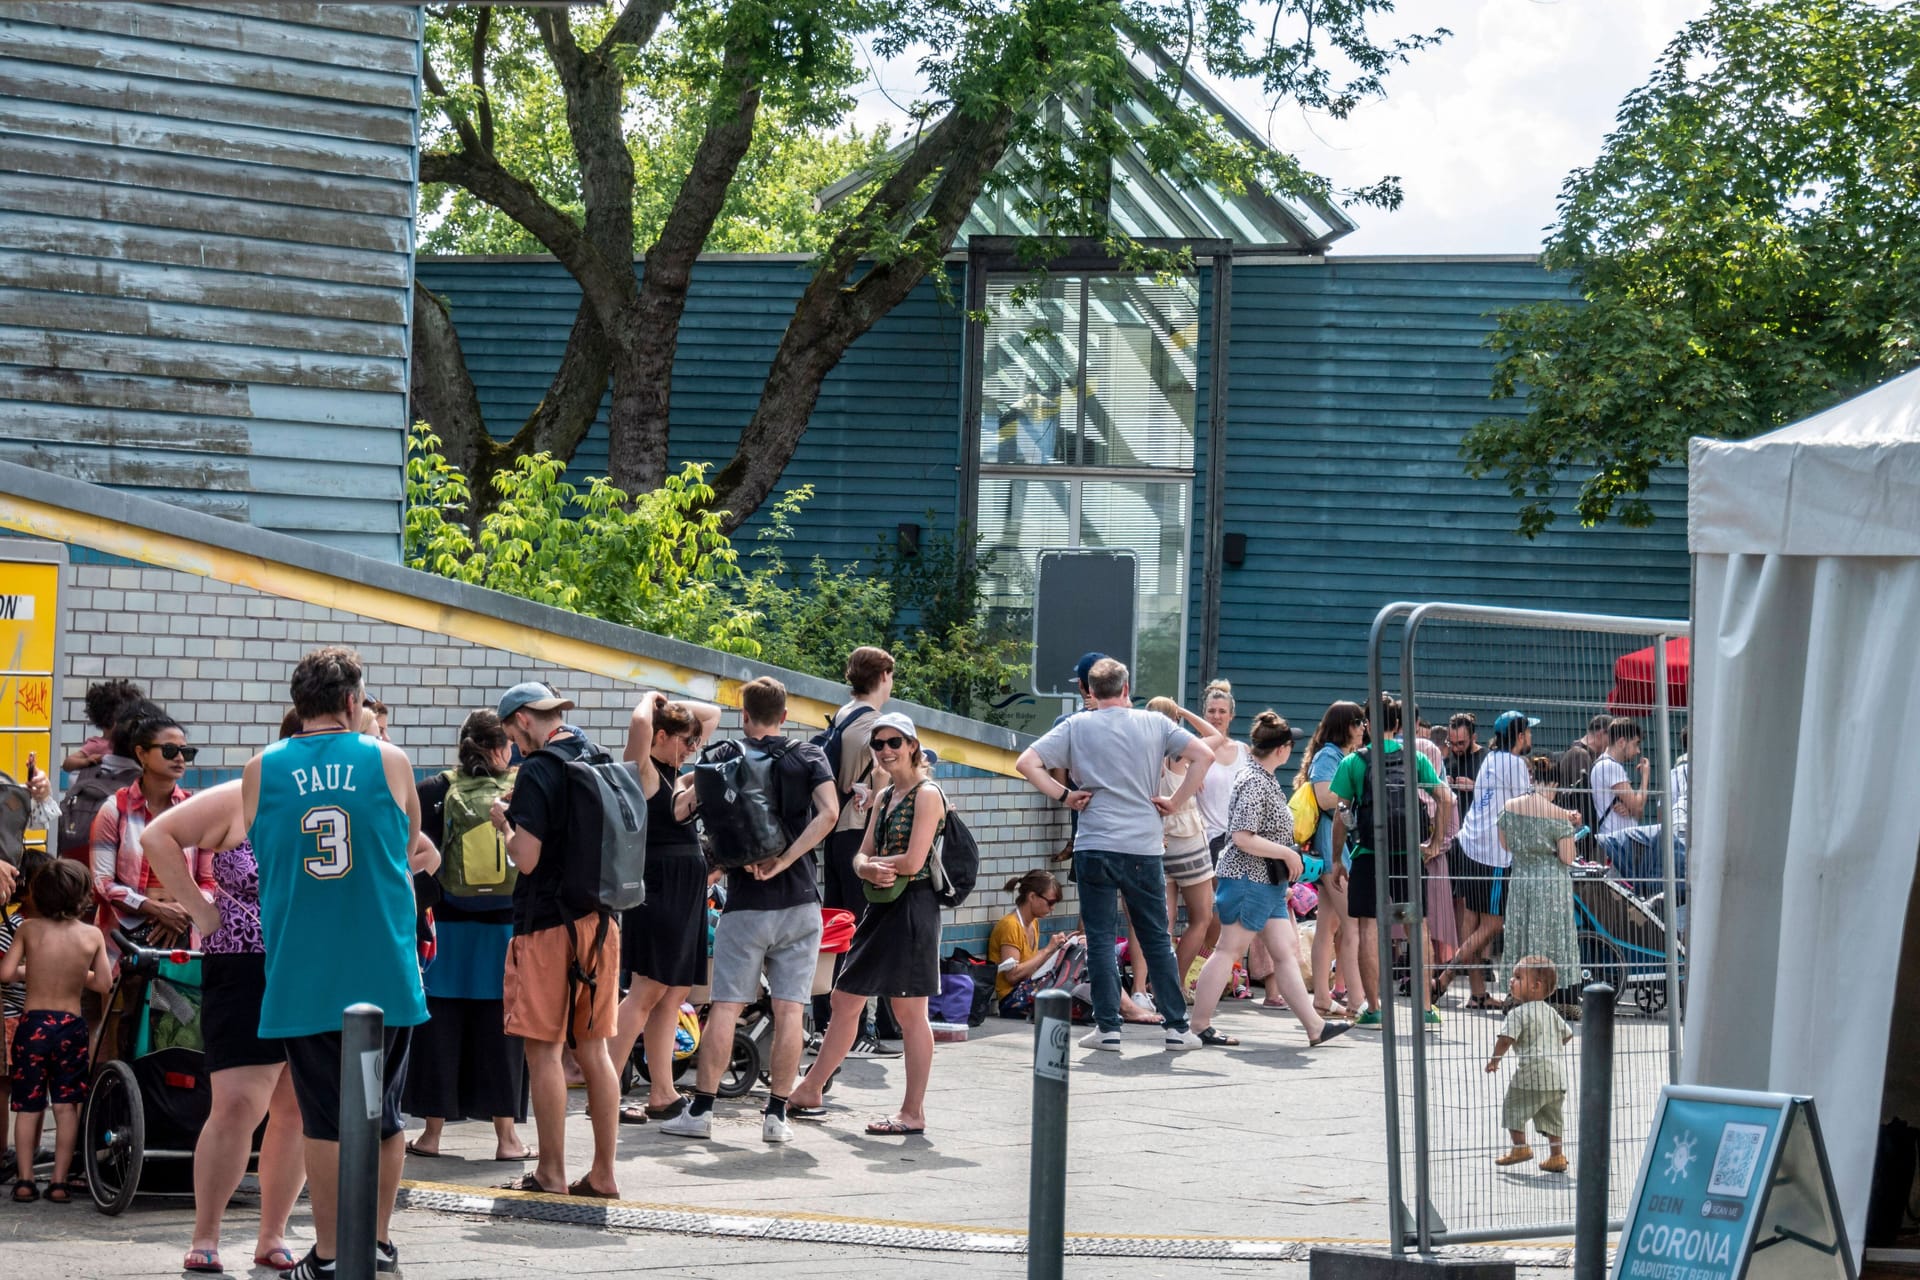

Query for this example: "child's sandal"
[12,1178,38,1203]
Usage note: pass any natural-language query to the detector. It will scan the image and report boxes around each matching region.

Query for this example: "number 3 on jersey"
[301,806,353,879]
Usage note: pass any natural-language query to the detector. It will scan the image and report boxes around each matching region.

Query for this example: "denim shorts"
[1214,877,1289,931]
[710,903,824,1004]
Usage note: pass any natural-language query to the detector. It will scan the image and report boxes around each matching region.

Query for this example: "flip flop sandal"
[1197,1027,1240,1047]
[1310,1021,1353,1047]
[617,1104,651,1125]
[864,1119,924,1136]
[644,1098,688,1120]
[255,1246,300,1271]
[184,1248,223,1273]
[11,1179,36,1203]
[568,1176,618,1199]
[404,1141,441,1157]
[788,1105,829,1121]
[499,1173,563,1193]
[491,1147,536,1162]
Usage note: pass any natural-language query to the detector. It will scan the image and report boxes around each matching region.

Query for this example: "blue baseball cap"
[1072,652,1106,687]
[1491,710,1540,741]
[497,681,574,720]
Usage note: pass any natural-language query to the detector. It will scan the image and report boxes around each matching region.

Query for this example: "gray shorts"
[710,903,823,1005]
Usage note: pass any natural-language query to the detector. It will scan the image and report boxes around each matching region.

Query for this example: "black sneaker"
[847,1033,902,1059]
[376,1240,401,1275]
[288,1249,335,1280]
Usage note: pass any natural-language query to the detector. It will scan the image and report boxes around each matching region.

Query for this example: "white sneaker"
[762,1113,794,1144]
[1079,1028,1122,1051]
[660,1107,712,1139]
[1163,1028,1204,1051]
[1133,992,1156,1013]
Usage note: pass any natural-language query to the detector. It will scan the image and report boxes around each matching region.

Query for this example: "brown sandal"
[568,1175,618,1199]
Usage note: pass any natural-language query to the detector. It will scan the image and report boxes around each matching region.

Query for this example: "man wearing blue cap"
[1436,710,1538,1008]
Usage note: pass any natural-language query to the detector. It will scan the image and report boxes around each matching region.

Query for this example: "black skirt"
[402,995,527,1123]
[621,842,707,988]
[835,880,941,998]
[201,953,284,1073]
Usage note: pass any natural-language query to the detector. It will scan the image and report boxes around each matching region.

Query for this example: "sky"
[847,0,1710,255]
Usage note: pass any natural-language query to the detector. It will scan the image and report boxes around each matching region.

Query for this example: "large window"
[975,272,1198,728]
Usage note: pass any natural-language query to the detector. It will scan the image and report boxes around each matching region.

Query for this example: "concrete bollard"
[1027,988,1071,1280]
[337,1003,385,1280]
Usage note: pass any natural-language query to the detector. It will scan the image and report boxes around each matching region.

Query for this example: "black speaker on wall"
[1222,532,1248,567]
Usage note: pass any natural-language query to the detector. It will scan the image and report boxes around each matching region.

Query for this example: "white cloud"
[844,0,1709,255]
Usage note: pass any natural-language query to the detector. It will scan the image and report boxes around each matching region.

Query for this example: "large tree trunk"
[709,105,1018,530]
[605,49,763,494]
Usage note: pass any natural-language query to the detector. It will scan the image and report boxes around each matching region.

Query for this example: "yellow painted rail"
[0,493,1020,776]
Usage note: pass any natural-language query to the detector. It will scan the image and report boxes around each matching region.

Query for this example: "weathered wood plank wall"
[0,2,419,558]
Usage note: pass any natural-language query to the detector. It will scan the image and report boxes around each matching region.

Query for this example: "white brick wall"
[57,560,1081,935]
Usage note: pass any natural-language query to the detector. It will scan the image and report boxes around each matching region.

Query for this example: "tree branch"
[418,148,630,327]
[471,6,493,155]
[531,7,638,310]
[598,0,674,56]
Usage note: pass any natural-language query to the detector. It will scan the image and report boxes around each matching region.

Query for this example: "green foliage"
[405,428,1027,721]
[419,11,891,255]
[406,426,760,654]
[1463,0,1920,537]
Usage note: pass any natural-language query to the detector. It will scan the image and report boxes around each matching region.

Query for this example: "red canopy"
[1608,637,1690,714]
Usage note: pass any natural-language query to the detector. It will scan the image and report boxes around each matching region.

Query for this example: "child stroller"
[83,930,231,1214]
[1570,863,1686,1017]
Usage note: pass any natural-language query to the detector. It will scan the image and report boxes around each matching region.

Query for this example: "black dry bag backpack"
[693,738,795,869]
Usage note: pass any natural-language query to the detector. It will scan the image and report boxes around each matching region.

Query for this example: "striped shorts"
[1163,841,1215,887]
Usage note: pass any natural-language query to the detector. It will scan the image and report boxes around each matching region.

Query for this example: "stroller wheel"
[717,1027,761,1099]
[84,1060,144,1216]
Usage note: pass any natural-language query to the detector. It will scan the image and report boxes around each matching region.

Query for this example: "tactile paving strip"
[397,1180,1577,1265]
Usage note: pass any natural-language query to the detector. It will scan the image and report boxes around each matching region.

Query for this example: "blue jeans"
[1074,849,1190,1033]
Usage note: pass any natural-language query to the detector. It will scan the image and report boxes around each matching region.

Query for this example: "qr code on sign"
[1707,1122,1769,1198]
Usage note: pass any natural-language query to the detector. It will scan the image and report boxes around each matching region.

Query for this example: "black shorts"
[1347,851,1412,921]
[201,954,285,1074]
[281,1026,413,1143]
[1447,839,1507,916]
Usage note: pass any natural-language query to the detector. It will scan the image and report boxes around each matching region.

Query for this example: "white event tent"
[1686,365,1920,1262]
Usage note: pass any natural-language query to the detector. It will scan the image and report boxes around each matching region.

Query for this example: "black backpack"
[810,705,876,798]
[539,736,647,914]
[928,786,980,907]
[0,769,29,867]
[1350,746,1434,855]
[58,758,140,864]
[693,738,797,869]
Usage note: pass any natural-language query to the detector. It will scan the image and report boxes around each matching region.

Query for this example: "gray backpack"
[541,736,647,914]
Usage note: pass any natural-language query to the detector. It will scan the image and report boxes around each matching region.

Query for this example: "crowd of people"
[0,639,1689,1268]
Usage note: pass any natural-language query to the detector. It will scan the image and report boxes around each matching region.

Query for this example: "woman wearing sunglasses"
[789,712,947,1136]
[90,704,212,957]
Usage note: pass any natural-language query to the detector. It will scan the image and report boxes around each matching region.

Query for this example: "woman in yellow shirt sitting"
[990,871,1075,1017]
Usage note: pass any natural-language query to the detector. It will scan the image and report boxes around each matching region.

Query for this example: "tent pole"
[1653,635,1682,1081]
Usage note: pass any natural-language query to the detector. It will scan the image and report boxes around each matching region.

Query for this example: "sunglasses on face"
[871,735,909,751]
[148,743,198,762]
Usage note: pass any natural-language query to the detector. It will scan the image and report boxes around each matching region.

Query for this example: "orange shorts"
[503,915,620,1045]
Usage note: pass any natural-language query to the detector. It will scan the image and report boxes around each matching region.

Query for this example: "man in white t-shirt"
[1439,710,1537,1005]
[1016,658,1214,1053]
[1589,716,1650,838]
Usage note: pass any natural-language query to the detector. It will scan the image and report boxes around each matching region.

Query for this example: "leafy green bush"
[405,426,1027,721]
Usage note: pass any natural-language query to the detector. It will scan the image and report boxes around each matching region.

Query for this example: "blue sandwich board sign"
[1613,1086,1854,1280]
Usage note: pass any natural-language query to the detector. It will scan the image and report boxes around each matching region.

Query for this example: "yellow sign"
[0,551,60,832]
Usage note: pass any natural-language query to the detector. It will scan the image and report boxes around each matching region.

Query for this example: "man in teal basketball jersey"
[244,647,426,1280]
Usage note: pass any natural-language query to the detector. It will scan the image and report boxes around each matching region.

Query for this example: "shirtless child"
[1,860,113,1203]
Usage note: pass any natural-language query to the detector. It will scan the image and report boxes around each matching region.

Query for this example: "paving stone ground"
[0,990,1664,1276]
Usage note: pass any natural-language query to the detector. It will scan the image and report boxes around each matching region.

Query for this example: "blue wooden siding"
[0,2,420,560]
[1187,257,1690,728]
[416,256,964,569]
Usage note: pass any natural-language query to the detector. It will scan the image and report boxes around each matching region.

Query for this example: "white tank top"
[1196,740,1247,839]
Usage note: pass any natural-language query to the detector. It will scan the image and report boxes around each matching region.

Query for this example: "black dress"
[836,782,944,999]
[620,759,708,988]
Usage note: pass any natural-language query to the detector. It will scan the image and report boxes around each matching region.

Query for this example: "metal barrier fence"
[1367,602,1688,1254]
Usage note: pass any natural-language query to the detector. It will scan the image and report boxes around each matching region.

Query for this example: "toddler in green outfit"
[1485,955,1574,1172]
